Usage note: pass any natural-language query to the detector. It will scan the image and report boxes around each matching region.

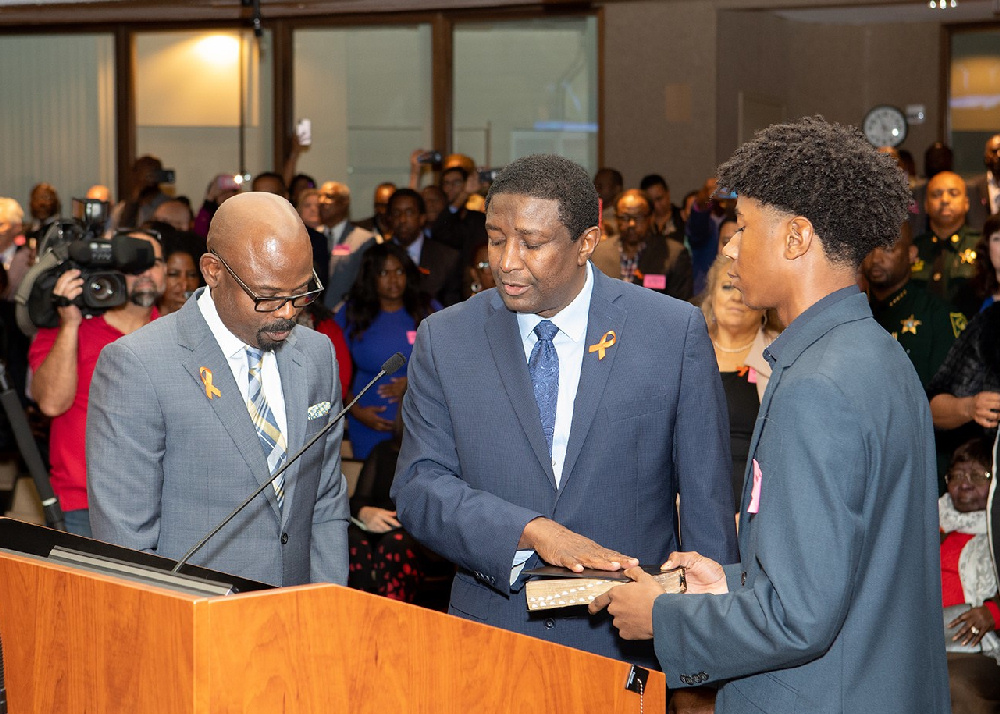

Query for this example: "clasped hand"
[588,551,729,641]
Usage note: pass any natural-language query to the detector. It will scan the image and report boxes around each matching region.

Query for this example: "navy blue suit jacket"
[652,289,949,712]
[393,266,737,666]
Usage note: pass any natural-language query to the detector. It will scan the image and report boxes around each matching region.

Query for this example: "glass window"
[292,25,432,216]
[949,28,1000,174]
[134,30,274,206]
[0,34,115,212]
[452,17,598,174]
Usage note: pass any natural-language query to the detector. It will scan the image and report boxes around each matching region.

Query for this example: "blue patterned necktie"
[246,347,287,510]
[529,320,560,454]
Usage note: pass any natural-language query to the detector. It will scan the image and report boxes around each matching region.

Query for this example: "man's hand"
[663,551,729,594]
[358,506,402,533]
[970,391,1000,429]
[350,403,394,431]
[376,376,407,403]
[410,149,426,172]
[587,566,662,640]
[519,517,637,572]
[52,269,84,327]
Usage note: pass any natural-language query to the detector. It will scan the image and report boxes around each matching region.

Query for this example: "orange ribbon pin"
[588,330,617,360]
[200,367,222,400]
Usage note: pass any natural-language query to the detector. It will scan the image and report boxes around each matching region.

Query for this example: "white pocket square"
[307,401,331,420]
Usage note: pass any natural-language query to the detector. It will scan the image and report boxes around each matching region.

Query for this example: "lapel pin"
[588,330,617,360]
[200,367,222,400]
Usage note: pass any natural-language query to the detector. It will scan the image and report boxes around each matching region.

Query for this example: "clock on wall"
[862,105,908,148]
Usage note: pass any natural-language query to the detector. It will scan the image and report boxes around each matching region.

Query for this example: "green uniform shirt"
[868,281,965,387]
[911,224,980,315]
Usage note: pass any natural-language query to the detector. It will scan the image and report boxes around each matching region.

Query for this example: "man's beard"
[129,281,160,308]
[257,318,296,351]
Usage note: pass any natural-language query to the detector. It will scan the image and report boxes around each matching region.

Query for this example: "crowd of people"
[0,122,997,711]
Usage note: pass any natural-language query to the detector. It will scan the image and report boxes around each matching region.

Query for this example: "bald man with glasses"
[88,192,350,587]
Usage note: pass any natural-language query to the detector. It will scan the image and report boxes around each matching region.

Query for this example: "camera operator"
[27,230,165,536]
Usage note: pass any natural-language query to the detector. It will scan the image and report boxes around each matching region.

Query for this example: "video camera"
[14,198,157,336]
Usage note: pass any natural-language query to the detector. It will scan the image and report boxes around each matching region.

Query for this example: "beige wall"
[602,1,719,197]
[603,1,943,197]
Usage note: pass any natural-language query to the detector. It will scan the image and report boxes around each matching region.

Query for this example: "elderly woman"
[701,255,781,507]
[940,437,1000,713]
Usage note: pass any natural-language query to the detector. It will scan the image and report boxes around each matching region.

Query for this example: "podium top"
[0,517,271,595]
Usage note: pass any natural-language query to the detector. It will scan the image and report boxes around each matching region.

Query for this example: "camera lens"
[88,276,116,302]
[82,271,127,308]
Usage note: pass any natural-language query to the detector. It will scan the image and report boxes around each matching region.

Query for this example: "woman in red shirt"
[940,437,1000,712]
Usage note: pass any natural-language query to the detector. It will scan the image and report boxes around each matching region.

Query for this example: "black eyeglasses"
[210,249,323,313]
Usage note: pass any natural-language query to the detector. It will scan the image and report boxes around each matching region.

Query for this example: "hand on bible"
[587,566,662,640]
[663,551,728,594]
[519,517,637,573]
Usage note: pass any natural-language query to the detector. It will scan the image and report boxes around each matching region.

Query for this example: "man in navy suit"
[591,117,950,712]
[392,154,737,680]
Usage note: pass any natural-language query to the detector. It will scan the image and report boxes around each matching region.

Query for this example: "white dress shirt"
[515,263,594,488]
[399,234,424,267]
[197,288,287,438]
[510,263,594,583]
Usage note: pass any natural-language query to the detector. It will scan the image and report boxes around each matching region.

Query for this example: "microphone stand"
[172,352,405,574]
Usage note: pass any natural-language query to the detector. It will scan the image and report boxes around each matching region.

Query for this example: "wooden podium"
[0,519,665,713]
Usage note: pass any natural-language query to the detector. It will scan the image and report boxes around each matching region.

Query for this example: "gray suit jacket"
[652,288,949,712]
[392,268,737,666]
[87,290,349,587]
[323,224,377,310]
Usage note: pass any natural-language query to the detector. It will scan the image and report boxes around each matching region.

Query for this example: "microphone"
[171,351,406,574]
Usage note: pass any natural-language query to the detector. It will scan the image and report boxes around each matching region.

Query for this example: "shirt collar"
[762,285,862,368]
[328,219,348,239]
[517,262,594,344]
[394,234,424,263]
[197,286,252,360]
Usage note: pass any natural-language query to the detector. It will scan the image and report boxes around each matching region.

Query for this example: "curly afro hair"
[485,154,599,241]
[716,115,911,268]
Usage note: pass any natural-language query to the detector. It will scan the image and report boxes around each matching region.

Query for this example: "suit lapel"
[736,362,781,559]
[484,294,557,489]
[177,296,282,519]
[560,272,625,489]
[275,335,306,525]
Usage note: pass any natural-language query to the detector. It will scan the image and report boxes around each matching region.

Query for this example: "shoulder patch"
[950,312,968,338]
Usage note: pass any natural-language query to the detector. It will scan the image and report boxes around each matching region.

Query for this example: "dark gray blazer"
[392,267,737,666]
[87,290,349,587]
[652,289,950,712]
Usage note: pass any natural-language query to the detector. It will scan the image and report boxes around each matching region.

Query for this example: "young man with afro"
[591,116,950,713]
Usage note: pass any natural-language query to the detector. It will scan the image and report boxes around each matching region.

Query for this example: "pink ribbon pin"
[748,459,763,514]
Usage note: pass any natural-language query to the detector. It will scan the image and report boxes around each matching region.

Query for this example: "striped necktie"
[246,347,287,510]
